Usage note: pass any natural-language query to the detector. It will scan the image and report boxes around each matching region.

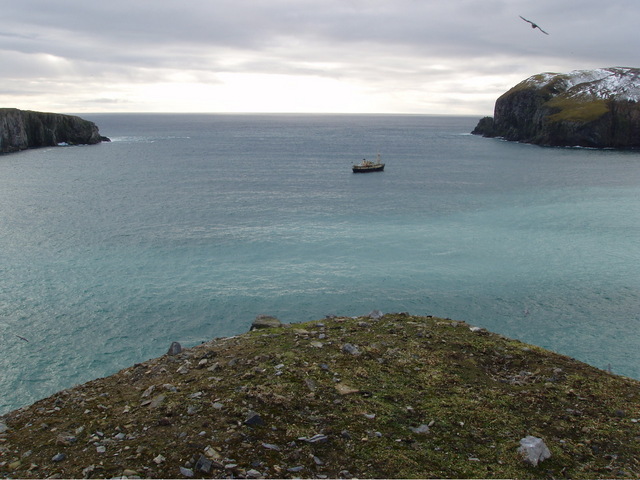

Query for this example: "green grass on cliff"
[2,314,640,479]
[546,96,610,123]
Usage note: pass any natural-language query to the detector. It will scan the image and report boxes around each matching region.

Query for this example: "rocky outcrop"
[0,108,109,154]
[472,67,640,148]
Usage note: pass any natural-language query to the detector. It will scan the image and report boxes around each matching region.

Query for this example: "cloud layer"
[1,0,638,113]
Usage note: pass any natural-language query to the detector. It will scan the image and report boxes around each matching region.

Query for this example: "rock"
[250,314,282,330]
[518,435,551,466]
[335,383,360,395]
[0,108,107,153]
[368,310,384,320]
[245,411,265,426]
[0,422,8,433]
[153,454,166,464]
[410,424,431,434]
[262,442,281,451]
[288,466,304,473]
[246,469,262,478]
[167,342,182,355]
[472,67,640,148]
[122,469,139,477]
[51,453,66,462]
[180,466,195,477]
[82,465,96,477]
[195,455,213,473]
[300,433,329,443]
[149,394,166,409]
[341,343,361,355]
[141,385,155,397]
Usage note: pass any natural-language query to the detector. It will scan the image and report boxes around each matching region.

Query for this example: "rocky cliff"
[0,108,108,154]
[472,67,640,148]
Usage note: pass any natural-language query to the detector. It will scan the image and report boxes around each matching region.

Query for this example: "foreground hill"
[472,67,640,148]
[1,313,639,479]
[0,108,108,153]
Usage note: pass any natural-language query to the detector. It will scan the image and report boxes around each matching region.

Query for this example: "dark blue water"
[1,114,639,414]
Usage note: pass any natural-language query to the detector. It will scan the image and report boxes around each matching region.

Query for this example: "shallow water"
[1,114,638,413]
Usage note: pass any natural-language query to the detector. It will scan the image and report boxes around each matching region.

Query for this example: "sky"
[1,0,638,115]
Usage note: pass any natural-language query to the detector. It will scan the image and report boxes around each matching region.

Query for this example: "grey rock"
[246,469,262,478]
[167,341,182,355]
[288,466,304,473]
[180,466,195,478]
[301,433,329,443]
[368,310,384,319]
[51,453,66,462]
[261,442,280,451]
[245,411,265,426]
[341,343,361,355]
[250,314,282,330]
[410,424,430,434]
[195,455,213,473]
[518,435,551,466]
[0,422,8,433]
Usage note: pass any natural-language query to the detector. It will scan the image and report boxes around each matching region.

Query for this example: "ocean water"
[1,113,639,414]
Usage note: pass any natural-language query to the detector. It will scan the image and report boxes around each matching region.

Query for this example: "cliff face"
[0,108,108,154]
[472,67,640,148]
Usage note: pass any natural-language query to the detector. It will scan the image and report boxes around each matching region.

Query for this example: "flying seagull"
[519,15,549,35]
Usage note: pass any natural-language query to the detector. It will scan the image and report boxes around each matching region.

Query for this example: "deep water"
[1,113,639,414]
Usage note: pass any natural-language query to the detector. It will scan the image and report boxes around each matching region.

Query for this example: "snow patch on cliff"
[527,67,640,102]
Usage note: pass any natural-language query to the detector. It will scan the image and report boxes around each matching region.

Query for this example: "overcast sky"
[1,0,638,115]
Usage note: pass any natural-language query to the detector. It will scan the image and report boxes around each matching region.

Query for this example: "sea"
[1,113,639,414]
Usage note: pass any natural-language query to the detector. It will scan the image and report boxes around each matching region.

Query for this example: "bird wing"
[519,15,533,24]
[537,26,549,35]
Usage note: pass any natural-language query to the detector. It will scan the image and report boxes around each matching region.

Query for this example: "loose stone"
[179,466,194,477]
[195,455,213,473]
[410,424,431,434]
[245,411,266,426]
[51,453,66,462]
[167,341,182,355]
[518,436,551,466]
[341,343,361,355]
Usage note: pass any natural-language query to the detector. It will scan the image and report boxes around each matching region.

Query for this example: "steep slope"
[472,67,640,148]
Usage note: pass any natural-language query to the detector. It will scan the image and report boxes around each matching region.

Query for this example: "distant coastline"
[0,108,108,154]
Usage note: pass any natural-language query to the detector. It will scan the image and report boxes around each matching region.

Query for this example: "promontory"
[0,108,108,154]
[472,67,640,148]
[1,313,639,479]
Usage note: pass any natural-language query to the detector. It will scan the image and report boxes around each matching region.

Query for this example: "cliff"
[0,108,108,154]
[472,67,640,148]
[1,313,639,479]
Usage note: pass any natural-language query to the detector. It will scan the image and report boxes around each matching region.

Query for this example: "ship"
[352,153,385,173]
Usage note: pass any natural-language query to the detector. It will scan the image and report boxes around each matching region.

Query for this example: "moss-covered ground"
[2,314,639,479]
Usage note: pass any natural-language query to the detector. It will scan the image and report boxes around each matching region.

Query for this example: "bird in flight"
[519,15,549,35]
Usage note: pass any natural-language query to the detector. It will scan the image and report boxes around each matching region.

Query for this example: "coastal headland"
[1,313,639,478]
[0,108,108,154]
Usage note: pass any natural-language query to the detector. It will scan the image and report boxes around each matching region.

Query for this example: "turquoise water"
[1,114,639,414]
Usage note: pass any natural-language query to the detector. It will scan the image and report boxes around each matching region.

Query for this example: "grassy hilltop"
[1,313,639,479]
